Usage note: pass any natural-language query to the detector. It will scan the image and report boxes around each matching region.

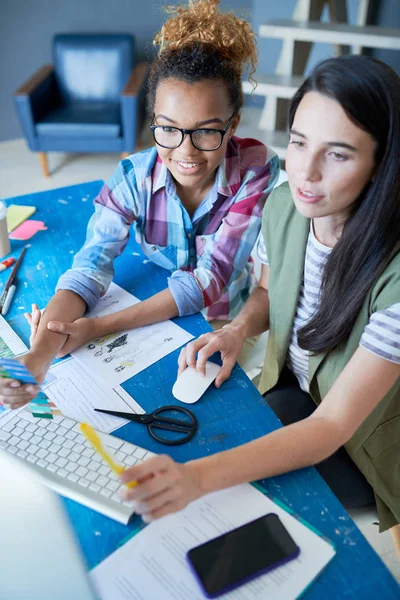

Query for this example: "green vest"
[259,183,400,531]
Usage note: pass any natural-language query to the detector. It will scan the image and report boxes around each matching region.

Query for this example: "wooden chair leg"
[38,152,49,177]
[390,525,400,560]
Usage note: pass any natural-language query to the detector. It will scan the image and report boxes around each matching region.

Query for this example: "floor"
[0,134,399,584]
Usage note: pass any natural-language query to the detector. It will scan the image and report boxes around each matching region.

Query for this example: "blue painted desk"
[3,181,399,598]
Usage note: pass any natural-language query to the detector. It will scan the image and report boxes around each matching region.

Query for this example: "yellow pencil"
[80,423,137,488]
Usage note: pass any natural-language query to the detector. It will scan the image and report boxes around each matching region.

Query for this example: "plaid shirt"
[57,137,279,320]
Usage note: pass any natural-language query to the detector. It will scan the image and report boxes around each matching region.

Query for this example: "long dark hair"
[289,56,400,354]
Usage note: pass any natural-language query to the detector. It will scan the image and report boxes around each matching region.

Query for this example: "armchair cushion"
[36,102,121,138]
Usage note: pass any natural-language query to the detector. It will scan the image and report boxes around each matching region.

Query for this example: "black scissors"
[94,405,198,446]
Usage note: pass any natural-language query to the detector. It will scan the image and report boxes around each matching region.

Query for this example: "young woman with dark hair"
[0,0,279,407]
[117,55,400,554]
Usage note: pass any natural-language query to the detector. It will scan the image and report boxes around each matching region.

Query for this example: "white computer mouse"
[172,361,222,404]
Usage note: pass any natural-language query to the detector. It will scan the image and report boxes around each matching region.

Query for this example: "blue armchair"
[14,34,148,176]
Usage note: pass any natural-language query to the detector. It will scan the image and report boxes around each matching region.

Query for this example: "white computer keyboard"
[0,409,156,524]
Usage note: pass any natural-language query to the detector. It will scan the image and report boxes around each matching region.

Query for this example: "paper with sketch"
[91,483,335,600]
[45,357,144,433]
[72,283,194,387]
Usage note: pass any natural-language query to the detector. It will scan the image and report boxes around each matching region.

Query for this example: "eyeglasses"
[150,114,236,151]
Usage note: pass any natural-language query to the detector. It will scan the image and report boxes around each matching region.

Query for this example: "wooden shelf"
[259,20,400,50]
[243,74,305,99]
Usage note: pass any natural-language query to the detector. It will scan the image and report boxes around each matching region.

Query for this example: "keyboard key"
[17,440,30,451]
[2,422,16,432]
[86,472,98,483]
[134,448,147,459]
[82,448,95,458]
[98,465,110,477]
[78,478,90,488]
[65,462,78,474]
[100,488,112,498]
[88,460,101,472]
[0,430,11,442]
[76,466,88,478]
[62,418,76,430]
[47,422,58,432]
[74,443,85,454]
[17,450,28,459]
[68,452,80,463]
[9,435,21,446]
[46,452,58,463]
[125,456,137,467]
[46,463,58,473]
[0,441,8,450]
[64,439,75,450]
[48,443,62,454]
[96,475,109,488]
[58,468,68,478]
[20,430,33,441]
[27,444,40,455]
[67,473,79,483]
[27,454,38,463]
[111,492,124,504]
[106,480,120,492]
[36,448,49,459]
[30,435,42,446]
[44,431,56,441]
[65,430,77,440]
[26,423,38,433]
[58,447,71,458]
[89,483,100,493]
[12,427,24,438]
[39,439,52,450]
[115,451,127,463]
[37,459,48,468]
[8,446,18,454]
[77,457,90,468]
[56,426,69,437]
[54,435,66,446]
[55,457,68,469]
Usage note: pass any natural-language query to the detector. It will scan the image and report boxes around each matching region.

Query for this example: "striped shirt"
[258,225,400,392]
[57,137,279,321]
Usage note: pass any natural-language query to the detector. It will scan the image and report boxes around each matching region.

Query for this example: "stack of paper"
[91,483,336,600]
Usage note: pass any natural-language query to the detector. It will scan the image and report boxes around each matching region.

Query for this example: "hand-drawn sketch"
[72,283,194,386]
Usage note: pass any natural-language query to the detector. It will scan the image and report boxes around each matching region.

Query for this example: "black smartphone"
[187,513,300,598]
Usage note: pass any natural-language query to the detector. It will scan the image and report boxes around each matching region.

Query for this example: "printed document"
[91,483,335,600]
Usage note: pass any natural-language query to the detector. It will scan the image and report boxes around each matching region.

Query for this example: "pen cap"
[0,202,10,259]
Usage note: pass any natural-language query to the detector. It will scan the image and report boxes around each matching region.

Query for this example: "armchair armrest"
[14,65,60,151]
[14,65,54,96]
[122,62,149,96]
[121,63,149,152]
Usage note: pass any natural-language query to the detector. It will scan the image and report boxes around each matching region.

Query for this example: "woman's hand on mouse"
[178,323,246,387]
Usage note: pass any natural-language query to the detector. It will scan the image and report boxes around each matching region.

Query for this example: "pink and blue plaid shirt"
[57,137,279,320]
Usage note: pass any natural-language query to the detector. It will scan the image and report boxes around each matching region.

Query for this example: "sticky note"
[6,205,36,233]
[9,220,47,240]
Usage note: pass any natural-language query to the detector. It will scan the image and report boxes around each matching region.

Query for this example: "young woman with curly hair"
[1,0,279,407]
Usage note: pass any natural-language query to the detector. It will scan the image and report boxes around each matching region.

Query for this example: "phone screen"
[187,513,300,597]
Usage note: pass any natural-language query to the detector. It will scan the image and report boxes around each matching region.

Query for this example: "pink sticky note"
[9,220,47,240]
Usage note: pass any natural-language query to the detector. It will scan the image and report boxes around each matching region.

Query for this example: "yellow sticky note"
[7,205,36,233]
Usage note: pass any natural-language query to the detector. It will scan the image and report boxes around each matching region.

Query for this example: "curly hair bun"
[154,0,257,77]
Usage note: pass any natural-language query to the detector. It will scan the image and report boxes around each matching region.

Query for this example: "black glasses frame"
[150,114,236,151]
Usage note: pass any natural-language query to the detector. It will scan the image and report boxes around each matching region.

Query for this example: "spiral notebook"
[91,482,336,600]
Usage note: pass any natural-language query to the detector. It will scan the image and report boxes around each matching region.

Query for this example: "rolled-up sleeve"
[56,160,139,311]
[169,151,280,315]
